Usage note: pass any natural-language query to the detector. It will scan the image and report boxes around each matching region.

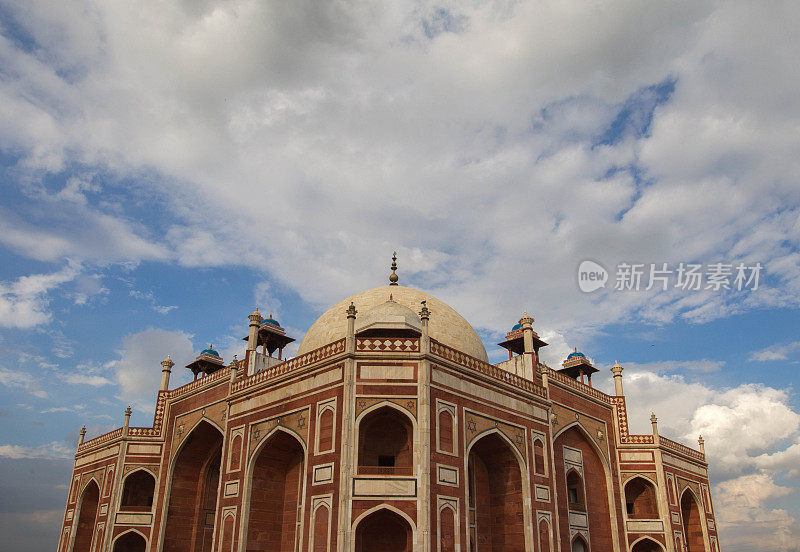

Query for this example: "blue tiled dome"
[567,350,585,359]
[511,323,523,331]
[261,316,281,327]
[200,346,220,358]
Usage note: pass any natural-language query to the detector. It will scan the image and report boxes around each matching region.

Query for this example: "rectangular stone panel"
[224,480,239,497]
[353,477,416,497]
[626,520,664,532]
[360,365,415,380]
[535,485,550,502]
[437,465,458,486]
[313,463,334,485]
[569,512,588,528]
[114,513,153,526]
[126,443,162,455]
[620,451,654,462]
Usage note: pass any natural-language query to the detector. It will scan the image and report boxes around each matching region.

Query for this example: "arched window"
[533,439,546,475]
[566,470,585,511]
[120,470,155,511]
[357,406,413,475]
[625,477,658,519]
[318,408,334,453]
[438,409,454,454]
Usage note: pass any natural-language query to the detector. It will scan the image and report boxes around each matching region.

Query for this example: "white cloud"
[58,373,113,386]
[0,366,48,398]
[0,0,796,345]
[0,264,79,329]
[108,328,196,413]
[0,441,73,459]
[750,341,800,362]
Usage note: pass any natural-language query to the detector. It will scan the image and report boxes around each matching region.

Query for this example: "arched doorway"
[625,477,659,519]
[72,480,100,551]
[681,490,706,552]
[245,429,305,551]
[553,426,614,551]
[354,507,413,552]
[467,432,525,552]
[631,537,665,552]
[163,420,223,552]
[113,530,147,552]
[358,405,413,475]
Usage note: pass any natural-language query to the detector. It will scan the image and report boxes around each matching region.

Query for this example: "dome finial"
[389,251,399,285]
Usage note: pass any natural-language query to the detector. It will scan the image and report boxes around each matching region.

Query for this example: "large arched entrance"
[553,425,614,551]
[467,431,525,552]
[681,490,706,552]
[245,429,305,551]
[163,420,223,552]
[113,530,147,552]
[72,480,100,551]
[354,508,413,552]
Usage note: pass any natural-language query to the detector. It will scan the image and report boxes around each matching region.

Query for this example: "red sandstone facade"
[58,283,720,552]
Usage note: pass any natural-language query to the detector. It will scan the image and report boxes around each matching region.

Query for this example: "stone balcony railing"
[542,365,612,404]
[430,339,548,399]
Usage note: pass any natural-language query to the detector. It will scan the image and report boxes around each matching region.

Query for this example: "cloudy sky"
[0,0,799,550]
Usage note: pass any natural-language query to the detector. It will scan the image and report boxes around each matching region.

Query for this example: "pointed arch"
[624,476,659,519]
[356,403,416,476]
[537,517,553,552]
[437,502,458,552]
[553,423,620,552]
[680,487,708,552]
[240,425,307,552]
[352,504,416,552]
[160,419,224,552]
[571,533,589,552]
[111,528,147,552]
[466,428,531,552]
[630,535,666,552]
[119,468,156,511]
[71,479,100,552]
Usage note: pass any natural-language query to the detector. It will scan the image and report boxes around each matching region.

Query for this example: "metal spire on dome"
[389,252,399,285]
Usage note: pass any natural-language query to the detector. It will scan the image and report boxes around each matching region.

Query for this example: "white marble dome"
[297,285,488,361]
